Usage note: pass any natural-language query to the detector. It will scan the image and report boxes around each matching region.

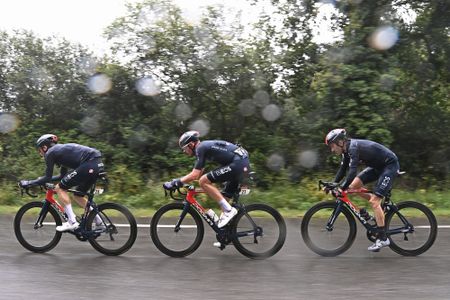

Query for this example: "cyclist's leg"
[371,163,399,225]
[350,167,379,200]
[368,162,399,251]
[200,159,248,227]
[57,160,101,229]
[57,170,83,227]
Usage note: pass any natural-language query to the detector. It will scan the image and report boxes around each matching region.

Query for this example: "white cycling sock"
[219,199,232,212]
[64,204,77,224]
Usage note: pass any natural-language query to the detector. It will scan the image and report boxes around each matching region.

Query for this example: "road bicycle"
[14,172,137,256]
[150,178,286,259]
[301,180,437,257]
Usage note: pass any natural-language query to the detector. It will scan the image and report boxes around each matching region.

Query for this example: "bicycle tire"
[86,203,137,256]
[385,201,437,256]
[301,201,357,257]
[231,203,286,259]
[14,201,62,253]
[150,202,204,258]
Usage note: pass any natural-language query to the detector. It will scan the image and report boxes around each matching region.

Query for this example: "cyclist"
[19,134,104,232]
[324,128,400,252]
[163,131,250,229]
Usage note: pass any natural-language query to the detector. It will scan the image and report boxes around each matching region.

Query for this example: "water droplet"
[80,116,100,135]
[238,99,256,116]
[175,103,193,121]
[0,113,19,133]
[262,104,281,122]
[266,154,285,172]
[189,119,210,136]
[87,74,112,94]
[298,150,318,169]
[253,90,270,108]
[136,77,161,96]
[368,26,399,50]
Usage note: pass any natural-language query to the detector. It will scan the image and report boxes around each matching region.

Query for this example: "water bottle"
[359,208,371,221]
[206,209,219,223]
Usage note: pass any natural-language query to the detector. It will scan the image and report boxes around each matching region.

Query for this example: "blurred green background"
[1,0,449,214]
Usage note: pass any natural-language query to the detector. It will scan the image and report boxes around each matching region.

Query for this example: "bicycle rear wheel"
[385,201,437,256]
[231,204,286,259]
[150,202,204,257]
[301,201,357,257]
[14,201,62,253]
[86,203,137,256]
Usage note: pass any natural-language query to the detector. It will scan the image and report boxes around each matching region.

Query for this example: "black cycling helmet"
[178,131,200,149]
[36,134,58,148]
[325,128,347,145]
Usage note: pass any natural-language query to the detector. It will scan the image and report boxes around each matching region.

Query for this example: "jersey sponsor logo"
[233,147,248,157]
[214,166,232,176]
[381,176,391,187]
[211,145,228,152]
[65,170,78,180]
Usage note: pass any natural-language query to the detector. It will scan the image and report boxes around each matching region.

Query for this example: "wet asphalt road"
[1,214,450,300]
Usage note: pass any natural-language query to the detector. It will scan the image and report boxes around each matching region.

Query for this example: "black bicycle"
[301,180,438,256]
[150,180,286,259]
[14,172,137,256]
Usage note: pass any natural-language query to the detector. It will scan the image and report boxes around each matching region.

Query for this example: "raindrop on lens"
[253,90,270,107]
[238,99,256,116]
[0,113,19,133]
[298,150,318,169]
[80,116,100,135]
[368,26,399,50]
[136,77,161,96]
[262,104,281,122]
[190,119,210,136]
[87,74,112,94]
[175,103,193,121]
[266,154,285,172]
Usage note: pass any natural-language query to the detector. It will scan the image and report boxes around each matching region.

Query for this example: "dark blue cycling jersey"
[334,139,398,190]
[193,140,247,170]
[29,143,102,185]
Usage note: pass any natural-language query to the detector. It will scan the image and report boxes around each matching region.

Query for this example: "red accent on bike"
[186,188,207,213]
[347,188,370,194]
[45,188,65,213]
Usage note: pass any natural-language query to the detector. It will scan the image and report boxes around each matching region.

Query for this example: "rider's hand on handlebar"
[19,180,32,189]
[163,178,183,191]
[322,182,339,194]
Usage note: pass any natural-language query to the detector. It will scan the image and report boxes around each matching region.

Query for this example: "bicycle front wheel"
[86,203,137,256]
[301,201,357,257]
[231,204,286,259]
[150,202,204,258]
[385,201,437,256]
[14,201,62,253]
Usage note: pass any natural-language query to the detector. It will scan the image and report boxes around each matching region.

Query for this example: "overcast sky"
[0,0,273,55]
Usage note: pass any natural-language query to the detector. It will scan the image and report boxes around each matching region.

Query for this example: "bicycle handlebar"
[18,183,54,198]
[318,180,339,190]
[164,185,189,201]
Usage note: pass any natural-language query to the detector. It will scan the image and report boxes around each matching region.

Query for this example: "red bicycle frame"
[184,187,218,227]
[334,188,373,225]
[44,188,65,215]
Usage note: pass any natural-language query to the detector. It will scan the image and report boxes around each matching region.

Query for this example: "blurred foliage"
[0,0,449,208]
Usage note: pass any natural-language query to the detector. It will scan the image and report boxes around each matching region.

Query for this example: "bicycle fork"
[326,200,344,231]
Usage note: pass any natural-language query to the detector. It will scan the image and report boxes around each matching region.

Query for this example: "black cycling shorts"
[206,157,250,198]
[59,159,104,196]
[357,161,400,198]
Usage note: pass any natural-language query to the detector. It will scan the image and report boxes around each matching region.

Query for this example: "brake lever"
[318,180,324,191]
[25,188,38,198]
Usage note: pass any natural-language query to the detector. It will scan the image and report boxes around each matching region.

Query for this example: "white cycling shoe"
[368,238,390,252]
[56,221,79,232]
[217,207,238,228]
